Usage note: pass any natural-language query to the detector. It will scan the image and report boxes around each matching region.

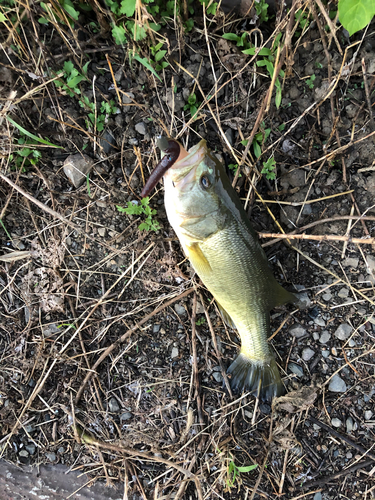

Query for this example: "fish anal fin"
[271,283,297,309]
[186,243,211,275]
[216,301,237,330]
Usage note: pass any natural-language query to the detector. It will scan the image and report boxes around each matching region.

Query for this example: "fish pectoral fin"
[216,301,237,330]
[186,242,211,275]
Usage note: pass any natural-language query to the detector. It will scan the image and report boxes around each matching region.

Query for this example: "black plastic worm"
[140,138,180,198]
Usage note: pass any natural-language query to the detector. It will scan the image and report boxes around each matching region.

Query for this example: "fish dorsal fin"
[186,242,211,275]
[216,301,237,330]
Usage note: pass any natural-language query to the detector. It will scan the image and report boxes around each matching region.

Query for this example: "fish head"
[164,140,230,242]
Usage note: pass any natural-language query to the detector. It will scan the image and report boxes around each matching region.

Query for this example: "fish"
[141,137,296,400]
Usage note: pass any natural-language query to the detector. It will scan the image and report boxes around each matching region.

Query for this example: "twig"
[258,232,375,245]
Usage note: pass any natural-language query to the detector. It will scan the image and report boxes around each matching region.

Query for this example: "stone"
[286,168,305,187]
[302,348,315,361]
[294,291,311,309]
[366,255,375,274]
[331,418,342,427]
[122,92,134,104]
[98,227,106,237]
[322,293,332,301]
[346,416,355,433]
[45,452,56,461]
[365,410,373,420]
[329,374,347,393]
[212,371,223,383]
[100,130,116,154]
[314,317,326,327]
[19,449,29,458]
[63,154,94,188]
[319,331,331,344]
[25,444,36,455]
[338,288,349,298]
[171,346,179,359]
[153,324,160,333]
[289,323,307,338]
[108,397,120,412]
[174,304,186,316]
[334,323,353,341]
[342,257,359,268]
[120,412,132,421]
[288,363,303,377]
[135,122,147,135]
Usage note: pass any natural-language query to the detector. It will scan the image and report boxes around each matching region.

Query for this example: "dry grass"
[1,0,375,498]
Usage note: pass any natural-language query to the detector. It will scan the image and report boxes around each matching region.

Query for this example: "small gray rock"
[121,412,132,421]
[171,346,179,359]
[346,416,355,433]
[342,257,359,268]
[122,92,134,104]
[302,348,315,361]
[289,323,307,338]
[98,227,106,237]
[153,324,160,333]
[334,323,353,341]
[314,317,326,327]
[288,363,303,377]
[100,130,116,154]
[322,293,332,301]
[63,154,94,188]
[338,288,349,299]
[365,410,373,420]
[128,137,138,146]
[286,168,305,187]
[19,449,29,458]
[366,255,375,274]
[321,349,330,358]
[294,290,311,309]
[313,491,322,500]
[174,304,186,316]
[213,371,223,383]
[331,418,342,427]
[108,397,120,413]
[45,452,56,462]
[329,374,347,393]
[135,122,147,135]
[25,444,36,455]
[319,331,331,344]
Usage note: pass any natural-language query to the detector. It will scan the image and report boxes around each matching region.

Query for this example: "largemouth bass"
[141,137,296,400]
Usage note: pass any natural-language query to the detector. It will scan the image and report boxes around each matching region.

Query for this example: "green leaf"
[63,2,80,20]
[338,0,375,35]
[253,140,261,158]
[0,13,6,22]
[112,25,127,45]
[155,50,166,62]
[237,465,258,473]
[222,33,240,42]
[119,0,136,17]
[6,116,62,148]
[38,17,49,24]
[133,54,162,81]
[242,47,272,56]
[63,60,74,75]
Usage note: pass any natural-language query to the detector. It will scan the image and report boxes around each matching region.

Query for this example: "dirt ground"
[1,1,375,499]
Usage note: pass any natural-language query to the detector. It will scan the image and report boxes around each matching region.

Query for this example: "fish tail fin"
[227,353,284,401]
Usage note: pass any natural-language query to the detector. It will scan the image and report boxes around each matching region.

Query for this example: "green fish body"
[163,140,295,400]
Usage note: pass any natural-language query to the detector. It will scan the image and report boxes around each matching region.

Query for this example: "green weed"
[117,197,161,232]
[305,74,316,89]
[228,163,241,178]
[226,460,258,489]
[195,317,206,326]
[184,92,200,120]
[261,157,277,180]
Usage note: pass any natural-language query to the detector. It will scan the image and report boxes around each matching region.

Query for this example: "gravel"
[319,331,331,344]
[108,397,120,412]
[171,346,179,359]
[302,348,315,361]
[334,323,353,341]
[331,418,342,427]
[289,323,307,338]
[328,374,347,393]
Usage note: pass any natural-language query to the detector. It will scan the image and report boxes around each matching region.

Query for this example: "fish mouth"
[167,140,207,189]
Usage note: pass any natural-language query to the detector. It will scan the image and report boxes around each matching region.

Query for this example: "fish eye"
[200,175,211,189]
